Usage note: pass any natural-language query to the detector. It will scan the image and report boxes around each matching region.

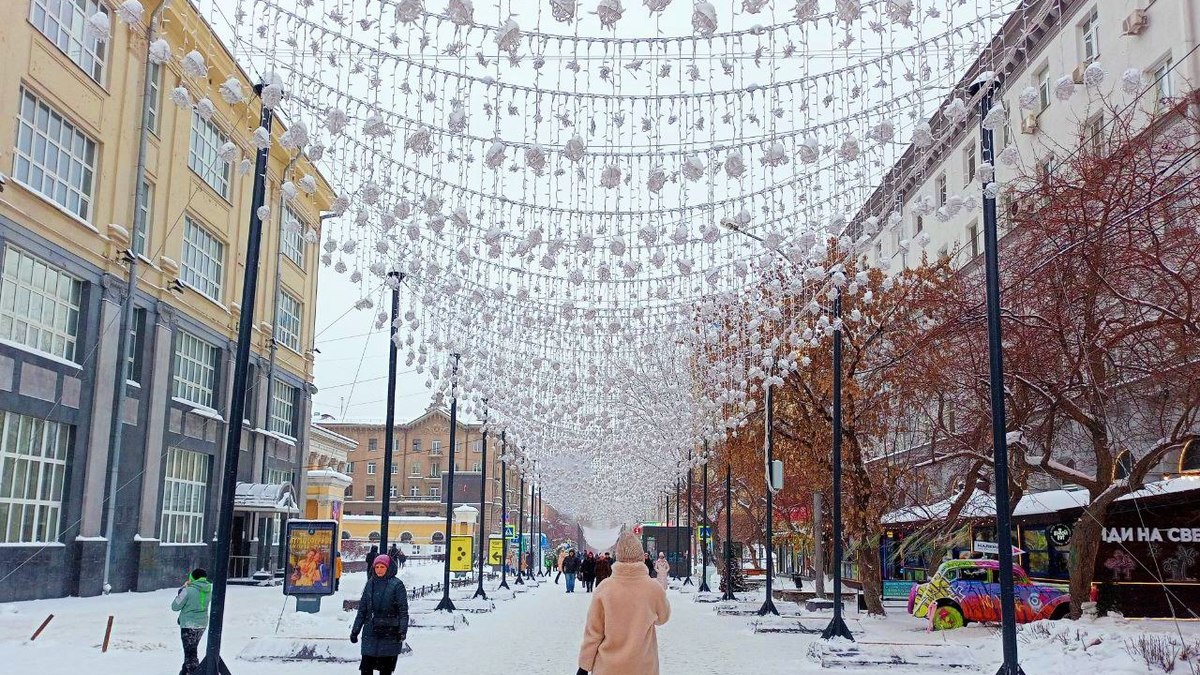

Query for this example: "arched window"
[430,532,445,544]
[341,530,351,540]
[1113,450,1134,481]
[1179,439,1200,475]
[400,531,413,543]
[368,531,381,542]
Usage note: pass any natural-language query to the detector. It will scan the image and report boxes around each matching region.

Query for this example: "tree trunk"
[1067,495,1117,619]
[855,540,886,615]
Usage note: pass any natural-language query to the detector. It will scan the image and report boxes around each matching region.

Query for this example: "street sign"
[540,533,548,550]
[632,524,642,536]
[488,536,504,565]
[450,535,474,572]
[1048,524,1072,547]
[973,540,1025,556]
[696,525,712,542]
[504,524,516,541]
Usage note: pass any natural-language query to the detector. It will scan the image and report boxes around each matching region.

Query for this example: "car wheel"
[931,604,965,630]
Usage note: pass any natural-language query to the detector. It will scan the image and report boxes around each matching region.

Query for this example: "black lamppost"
[698,442,711,593]
[537,485,545,578]
[973,76,1025,675]
[821,293,853,640]
[499,432,510,590]
[757,383,780,616]
[473,403,490,600]
[683,450,694,586]
[202,86,272,675]
[378,272,403,555]
[721,462,736,601]
[672,478,681,581]
[435,354,462,612]
[527,474,536,579]
[515,467,525,586]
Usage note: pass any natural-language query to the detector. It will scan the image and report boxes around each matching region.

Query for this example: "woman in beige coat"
[577,530,671,675]
[653,552,671,591]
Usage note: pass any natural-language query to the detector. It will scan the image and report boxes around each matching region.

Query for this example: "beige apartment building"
[323,406,523,541]
[0,0,334,600]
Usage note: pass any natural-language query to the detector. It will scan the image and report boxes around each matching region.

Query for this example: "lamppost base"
[698,580,711,593]
[996,663,1027,675]
[721,591,736,601]
[514,574,525,585]
[434,596,457,612]
[499,578,510,590]
[820,616,854,641]
[682,576,694,586]
[199,655,232,675]
[472,585,489,600]
[756,597,780,616]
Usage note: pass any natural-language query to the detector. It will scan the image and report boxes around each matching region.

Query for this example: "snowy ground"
[2,564,1198,674]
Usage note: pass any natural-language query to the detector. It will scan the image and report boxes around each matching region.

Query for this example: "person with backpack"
[171,568,212,675]
[351,555,409,675]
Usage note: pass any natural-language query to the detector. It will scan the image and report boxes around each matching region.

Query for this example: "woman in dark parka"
[351,554,409,675]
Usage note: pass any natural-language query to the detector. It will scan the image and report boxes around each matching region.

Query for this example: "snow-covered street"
[3,562,1197,674]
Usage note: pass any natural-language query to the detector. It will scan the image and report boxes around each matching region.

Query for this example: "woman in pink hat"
[351,554,408,675]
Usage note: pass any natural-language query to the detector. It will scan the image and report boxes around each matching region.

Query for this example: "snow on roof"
[233,482,299,513]
[883,477,1200,525]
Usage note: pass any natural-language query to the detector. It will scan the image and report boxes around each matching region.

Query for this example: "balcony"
[399,495,441,502]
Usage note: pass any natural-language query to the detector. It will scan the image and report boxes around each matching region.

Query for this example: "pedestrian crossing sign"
[697,526,712,542]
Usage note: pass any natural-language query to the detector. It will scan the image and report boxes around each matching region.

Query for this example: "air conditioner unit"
[1122,9,1148,35]
[1021,113,1039,134]
[1071,61,1088,84]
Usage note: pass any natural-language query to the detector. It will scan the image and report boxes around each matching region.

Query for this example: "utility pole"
[377,272,402,555]
[758,383,779,616]
[473,402,489,599]
[435,354,461,612]
[699,444,711,593]
[498,432,510,590]
[722,463,735,601]
[821,293,853,640]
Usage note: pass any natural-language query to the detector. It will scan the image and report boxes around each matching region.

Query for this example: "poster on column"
[283,520,337,596]
[488,536,504,565]
[450,535,474,572]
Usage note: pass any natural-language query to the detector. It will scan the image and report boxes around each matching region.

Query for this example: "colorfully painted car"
[907,559,1070,630]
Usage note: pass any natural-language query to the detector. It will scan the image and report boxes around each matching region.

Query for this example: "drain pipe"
[101,0,171,595]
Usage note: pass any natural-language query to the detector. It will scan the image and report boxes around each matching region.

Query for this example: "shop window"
[1113,450,1133,480]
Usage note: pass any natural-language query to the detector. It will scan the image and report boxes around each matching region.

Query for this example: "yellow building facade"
[0,0,334,600]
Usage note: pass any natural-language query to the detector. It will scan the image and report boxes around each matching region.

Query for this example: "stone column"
[137,305,176,536]
[80,275,125,537]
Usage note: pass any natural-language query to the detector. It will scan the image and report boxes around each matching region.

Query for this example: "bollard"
[102,616,114,653]
[30,614,54,641]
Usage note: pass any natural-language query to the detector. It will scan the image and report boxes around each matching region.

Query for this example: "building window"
[409,484,420,496]
[134,181,153,258]
[1035,65,1051,112]
[181,218,225,302]
[189,111,231,199]
[389,485,397,498]
[1079,7,1100,63]
[412,439,422,453]
[0,412,71,543]
[429,487,441,498]
[0,246,83,362]
[127,308,146,384]
[1179,440,1199,475]
[281,207,306,268]
[266,468,293,485]
[410,463,421,477]
[1083,114,1105,156]
[29,0,109,83]
[472,461,481,472]
[1152,56,1176,113]
[967,222,980,259]
[366,484,375,499]
[1113,450,1134,480]
[915,216,923,234]
[13,89,98,221]
[935,174,947,207]
[431,440,442,455]
[429,465,441,478]
[963,143,976,186]
[172,331,219,408]
[368,438,378,452]
[366,462,376,475]
[275,290,302,352]
[346,462,354,474]
[269,380,297,437]
[160,448,209,544]
[146,62,163,134]
[391,464,397,474]
[345,485,353,498]
[472,440,482,453]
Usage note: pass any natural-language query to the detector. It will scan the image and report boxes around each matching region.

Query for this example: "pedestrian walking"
[367,544,379,565]
[654,552,670,591]
[577,531,671,675]
[593,552,613,587]
[351,555,409,675]
[396,551,407,569]
[170,567,212,675]
[335,550,344,592]
[580,552,597,592]
[555,548,567,584]
[563,549,580,593]
[643,552,655,578]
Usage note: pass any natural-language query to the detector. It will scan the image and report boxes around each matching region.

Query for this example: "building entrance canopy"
[234,482,300,514]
